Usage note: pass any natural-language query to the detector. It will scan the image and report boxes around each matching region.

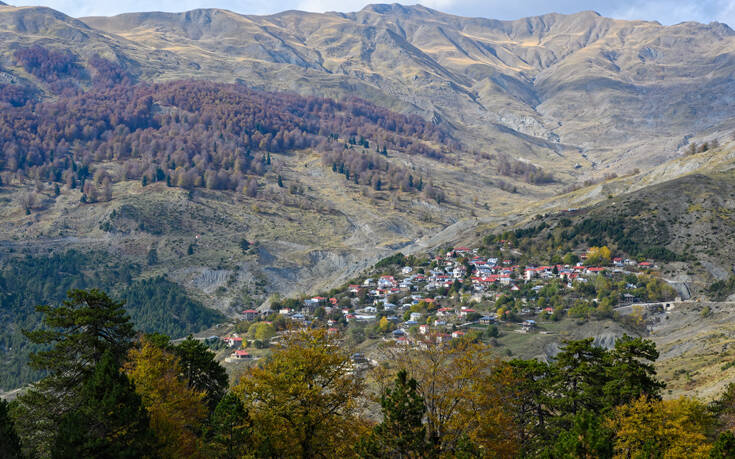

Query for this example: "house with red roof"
[242,309,259,321]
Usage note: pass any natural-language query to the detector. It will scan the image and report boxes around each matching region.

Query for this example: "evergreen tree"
[16,289,136,456]
[174,336,229,411]
[206,393,252,459]
[358,369,429,458]
[711,432,735,459]
[603,334,663,408]
[23,289,135,393]
[547,410,613,459]
[53,351,156,458]
[0,399,22,459]
[147,248,158,266]
[553,338,608,419]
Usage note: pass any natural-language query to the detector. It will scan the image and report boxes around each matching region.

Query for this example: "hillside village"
[218,241,678,363]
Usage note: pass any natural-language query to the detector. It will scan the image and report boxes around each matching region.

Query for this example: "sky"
[6,0,735,27]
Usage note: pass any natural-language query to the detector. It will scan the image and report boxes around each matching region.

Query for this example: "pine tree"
[358,369,429,458]
[174,336,229,411]
[553,338,608,418]
[0,399,22,459]
[23,289,135,393]
[206,393,252,459]
[53,351,156,458]
[16,289,136,456]
[603,334,663,408]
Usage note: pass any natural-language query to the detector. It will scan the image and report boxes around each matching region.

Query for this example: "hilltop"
[0,3,733,177]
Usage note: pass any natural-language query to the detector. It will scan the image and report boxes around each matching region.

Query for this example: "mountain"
[3,2,735,390]
[77,5,735,175]
[0,3,734,178]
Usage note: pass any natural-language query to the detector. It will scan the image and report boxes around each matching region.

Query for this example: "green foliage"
[374,252,406,269]
[53,351,156,458]
[174,336,229,412]
[546,410,613,459]
[573,218,686,262]
[507,336,662,456]
[708,276,735,301]
[0,250,134,389]
[205,392,252,458]
[24,289,135,392]
[146,248,158,265]
[119,277,225,338]
[247,322,276,341]
[0,399,22,459]
[15,289,138,458]
[711,431,735,459]
[0,250,223,391]
[358,369,430,458]
[603,335,664,408]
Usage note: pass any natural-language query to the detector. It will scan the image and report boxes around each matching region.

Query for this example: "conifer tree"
[53,351,156,458]
[23,289,135,391]
[174,336,229,411]
[206,393,252,459]
[358,369,429,458]
[0,399,22,459]
[16,289,136,456]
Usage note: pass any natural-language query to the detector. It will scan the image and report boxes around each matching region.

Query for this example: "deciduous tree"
[124,337,208,458]
[234,329,365,457]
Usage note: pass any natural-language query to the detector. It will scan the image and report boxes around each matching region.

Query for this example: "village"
[217,243,677,363]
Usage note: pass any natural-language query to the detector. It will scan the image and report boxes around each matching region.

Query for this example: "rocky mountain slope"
[0,3,734,178]
[1,3,735,327]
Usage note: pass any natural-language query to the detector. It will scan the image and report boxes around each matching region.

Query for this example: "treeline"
[0,79,454,199]
[572,217,686,261]
[120,277,226,338]
[4,288,735,458]
[0,251,224,390]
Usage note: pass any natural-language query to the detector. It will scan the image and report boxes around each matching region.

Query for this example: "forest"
[0,46,460,200]
[0,251,224,390]
[2,287,735,458]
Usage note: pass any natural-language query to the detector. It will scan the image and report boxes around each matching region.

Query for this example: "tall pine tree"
[358,369,430,458]
[15,289,136,457]
[53,351,156,458]
[0,399,22,459]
